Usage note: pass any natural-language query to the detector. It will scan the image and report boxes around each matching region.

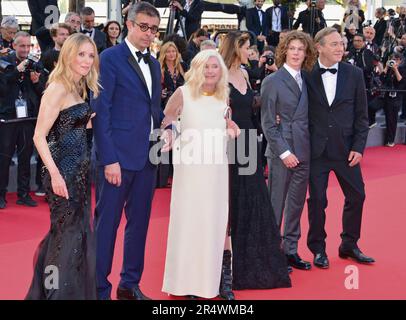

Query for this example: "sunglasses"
[134,21,159,34]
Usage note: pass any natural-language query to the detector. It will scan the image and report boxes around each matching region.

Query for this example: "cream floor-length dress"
[162,85,229,298]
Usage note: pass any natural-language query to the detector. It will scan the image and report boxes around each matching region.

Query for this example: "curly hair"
[275,30,317,72]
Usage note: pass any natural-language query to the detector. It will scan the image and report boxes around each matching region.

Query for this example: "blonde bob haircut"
[184,49,229,101]
[158,41,185,78]
[48,33,100,99]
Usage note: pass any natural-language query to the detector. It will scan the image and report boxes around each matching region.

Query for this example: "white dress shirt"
[125,38,154,133]
[257,7,264,26]
[319,59,339,106]
[278,63,302,160]
[272,6,282,32]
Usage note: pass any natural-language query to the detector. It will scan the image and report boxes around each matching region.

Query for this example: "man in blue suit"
[92,2,169,300]
[245,0,269,54]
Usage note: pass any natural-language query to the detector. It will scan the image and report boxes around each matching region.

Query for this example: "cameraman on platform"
[293,0,326,38]
[0,31,46,209]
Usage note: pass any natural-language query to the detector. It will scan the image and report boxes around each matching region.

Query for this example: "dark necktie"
[136,51,151,64]
[319,68,337,74]
[82,29,92,36]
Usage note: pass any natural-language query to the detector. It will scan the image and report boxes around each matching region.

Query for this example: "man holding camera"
[379,52,406,147]
[346,33,381,127]
[0,32,46,209]
[293,0,326,38]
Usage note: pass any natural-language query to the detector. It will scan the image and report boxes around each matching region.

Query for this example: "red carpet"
[1,145,405,300]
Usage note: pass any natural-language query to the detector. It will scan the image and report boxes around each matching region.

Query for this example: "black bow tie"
[319,67,337,74]
[83,29,92,35]
[136,51,151,64]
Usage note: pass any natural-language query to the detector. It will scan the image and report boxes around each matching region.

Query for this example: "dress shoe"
[0,197,6,209]
[16,195,38,207]
[313,253,329,269]
[338,247,375,264]
[286,253,312,270]
[117,286,152,300]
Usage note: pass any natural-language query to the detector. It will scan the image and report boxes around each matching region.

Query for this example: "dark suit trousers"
[95,161,157,299]
[307,154,366,254]
[0,121,35,198]
[268,157,309,255]
[383,96,402,144]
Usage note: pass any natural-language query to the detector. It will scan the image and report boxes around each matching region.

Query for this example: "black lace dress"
[26,103,97,300]
[228,83,292,290]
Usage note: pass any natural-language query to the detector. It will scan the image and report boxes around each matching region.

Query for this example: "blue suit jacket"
[92,41,163,171]
[246,7,269,37]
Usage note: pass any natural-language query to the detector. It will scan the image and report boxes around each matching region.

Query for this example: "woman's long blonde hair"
[184,49,229,101]
[48,33,100,99]
[158,41,185,78]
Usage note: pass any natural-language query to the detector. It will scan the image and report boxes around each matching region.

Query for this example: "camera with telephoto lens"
[24,53,47,73]
[265,53,275,66]
[0,59,15,73]
[388,60,396,68]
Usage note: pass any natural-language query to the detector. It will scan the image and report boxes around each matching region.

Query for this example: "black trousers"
[0,121,35,198]
[382,96,402,143]
[307,153,366,255]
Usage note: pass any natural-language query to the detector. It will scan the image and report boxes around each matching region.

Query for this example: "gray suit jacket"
[260,67,310,163]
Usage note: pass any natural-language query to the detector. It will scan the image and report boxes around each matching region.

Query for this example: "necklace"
[202,91,215,96]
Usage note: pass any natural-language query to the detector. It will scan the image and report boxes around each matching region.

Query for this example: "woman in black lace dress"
[26,33,100,299]
[219,31,291,290]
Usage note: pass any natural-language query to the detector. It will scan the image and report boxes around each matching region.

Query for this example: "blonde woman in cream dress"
[161,50,240,299]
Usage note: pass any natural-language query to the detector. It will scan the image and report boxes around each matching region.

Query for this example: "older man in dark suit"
[80,6,106,54]
[304,27,375,269]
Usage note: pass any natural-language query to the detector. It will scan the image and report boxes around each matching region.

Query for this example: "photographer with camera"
[293,0,326,38]
[0,16,19,56]
[0,32,46,209]
[394,34,406,122]
[346,33,382,127]
[379,52,406,147]
[391,5,406,43]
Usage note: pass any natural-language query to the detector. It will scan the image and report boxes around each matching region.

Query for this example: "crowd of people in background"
[0,0,404,300]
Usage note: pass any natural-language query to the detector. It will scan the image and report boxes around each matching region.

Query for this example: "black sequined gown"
[26,103,97,300]
[229,83,291,290]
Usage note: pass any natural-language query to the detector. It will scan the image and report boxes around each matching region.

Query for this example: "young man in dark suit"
[245,0,269,54]
[265,0,289,47]
[304,27,375,269]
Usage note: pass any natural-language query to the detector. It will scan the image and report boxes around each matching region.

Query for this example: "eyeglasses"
[134,21,159,34]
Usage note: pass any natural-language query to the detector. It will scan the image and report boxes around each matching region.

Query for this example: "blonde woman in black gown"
[26,33,99,299]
